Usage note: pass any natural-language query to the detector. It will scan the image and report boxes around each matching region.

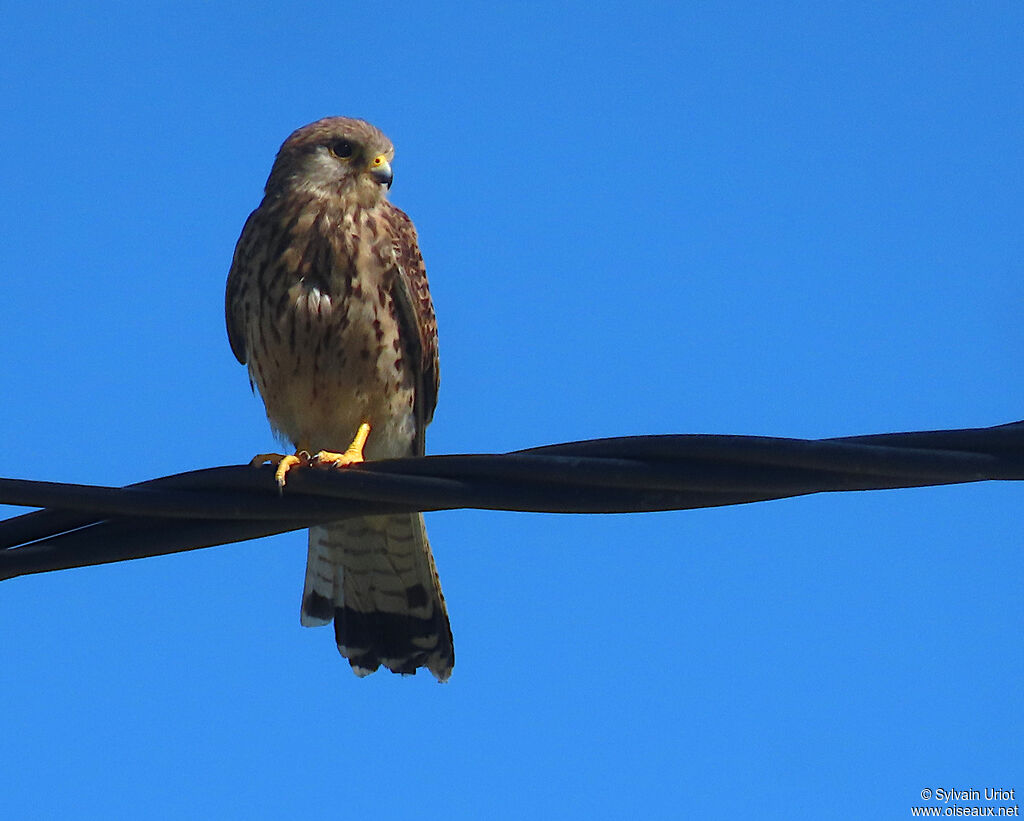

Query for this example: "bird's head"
[265,117,395,207]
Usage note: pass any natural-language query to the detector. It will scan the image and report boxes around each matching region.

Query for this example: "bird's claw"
[310,449,364,469]
[311,423,371,470]
[249,424,369,491]
[250,451,312,491]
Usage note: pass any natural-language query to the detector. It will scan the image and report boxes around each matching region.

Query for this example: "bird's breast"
[248,222,416,457]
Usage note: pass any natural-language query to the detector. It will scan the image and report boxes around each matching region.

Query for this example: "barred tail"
[301,513,454,681]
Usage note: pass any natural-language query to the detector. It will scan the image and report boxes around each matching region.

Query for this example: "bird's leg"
[311,423,371,469]
[250,444,313,490]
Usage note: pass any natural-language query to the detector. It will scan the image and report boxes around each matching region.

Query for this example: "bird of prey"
[224,117,453,680]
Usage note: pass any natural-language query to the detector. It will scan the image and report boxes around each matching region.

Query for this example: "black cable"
[1,420,1021,581]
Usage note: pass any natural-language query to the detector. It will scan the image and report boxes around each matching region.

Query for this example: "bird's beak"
[368,155,393,189]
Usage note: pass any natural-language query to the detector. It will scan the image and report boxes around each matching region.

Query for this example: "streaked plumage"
[225,117,453,680]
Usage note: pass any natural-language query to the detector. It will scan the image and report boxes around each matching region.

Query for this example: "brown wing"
[383,202,439,455]
[224,207,264,366]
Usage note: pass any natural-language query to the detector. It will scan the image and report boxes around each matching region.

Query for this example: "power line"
[1,419,1021,580]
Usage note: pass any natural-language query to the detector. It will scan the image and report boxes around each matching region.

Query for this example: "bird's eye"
[330,140,355,159]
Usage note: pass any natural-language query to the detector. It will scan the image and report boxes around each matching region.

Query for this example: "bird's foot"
[311,423,371,470]
[250,450,311,490]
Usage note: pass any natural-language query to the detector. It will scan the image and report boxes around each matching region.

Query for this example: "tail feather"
[301,513,454,681]
[299,538,335,627]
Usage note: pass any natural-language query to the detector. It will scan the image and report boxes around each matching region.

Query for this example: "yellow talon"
[250,424,369,490]
[250,450,311,490]
[312,422,371,469]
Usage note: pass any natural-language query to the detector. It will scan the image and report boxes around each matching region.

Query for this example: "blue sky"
[1,2,1021,818]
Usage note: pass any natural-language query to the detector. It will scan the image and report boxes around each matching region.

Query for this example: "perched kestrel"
[225,117,453,680]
